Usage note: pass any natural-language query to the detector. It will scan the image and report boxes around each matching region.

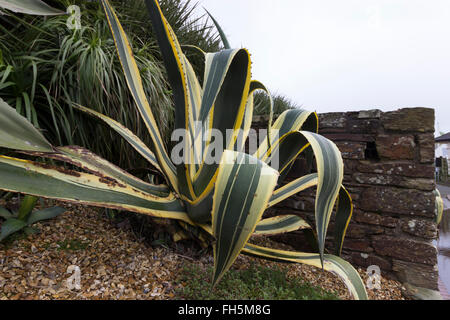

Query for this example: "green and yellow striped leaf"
[262,131,310,176]
[42,146,170,197]
[263,129,344,264]
[72,104,162,173]
[2,96,170,197]
[333,186,353,256]
[299,131,344,263]
[268,173,318,207]
[242,243,368,300]
[0,156,193,225]
[255,109,318,160]
[190,49,252,205]
[211,150,279,285]
[143,0,196,201]
[235,80,272,153]
[253,215,311,236]
[101,0,178,192]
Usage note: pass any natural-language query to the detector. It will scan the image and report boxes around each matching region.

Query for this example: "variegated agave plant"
[0,0,367,299]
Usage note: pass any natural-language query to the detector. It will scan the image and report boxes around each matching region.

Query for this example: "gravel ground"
[0,202,406,300]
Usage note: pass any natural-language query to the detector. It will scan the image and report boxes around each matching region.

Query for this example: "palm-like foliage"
[0,0,367,299]
[253,91,298,116]
[0,0,220,170]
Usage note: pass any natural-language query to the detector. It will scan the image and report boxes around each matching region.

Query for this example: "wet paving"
[437,184,450,299]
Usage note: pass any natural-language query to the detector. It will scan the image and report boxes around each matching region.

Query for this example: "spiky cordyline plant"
[0,0,367,299]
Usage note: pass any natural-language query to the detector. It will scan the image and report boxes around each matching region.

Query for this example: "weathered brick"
[357,161,434,179]
[335,141,366,160]
[318,113,347,129]
[417,133,435,164]
[376,135,416,160]
[372,236,437,265]
[342,238,373,253]
[346,252,392,271]
[322,133,375,142]
[353,173,394,185]
[360,187,434,217]
[345,223,384,239]
[353,173,435,191]
[382,108,434,133]
[400,218,438,239]
[392,260,438,290]
[348,119,381,134]
[358,109,382,119]
[353,211,398,228]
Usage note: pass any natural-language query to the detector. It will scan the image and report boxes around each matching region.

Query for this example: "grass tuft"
[175,262,340,300]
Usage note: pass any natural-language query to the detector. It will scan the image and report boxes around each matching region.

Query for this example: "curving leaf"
[143,0,196,200]
[253,215,311,236]
[56,146,170,197]
[255,109,318,160]
[0,98,53,152]
[264,130,344,264]
[26,206,66,225]
[241,243,368,300]
[0,0,64,16]
[204,8,231,49]
[100,0,178,192]
[0,218,27,241]
[191,49,252,205]
[0,156,194,225]
[299,131,344,264]
[23,145,170,198]
[17,195,38,221]
[72,104,162,173]
[235,80,271,153]
[0,206,13,219]
[268,173,318,207]
[211,150,279,285]
[333,186,353,256]
[262,130,310,175]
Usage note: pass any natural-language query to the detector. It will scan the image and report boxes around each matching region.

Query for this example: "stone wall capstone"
[251,107,437,291]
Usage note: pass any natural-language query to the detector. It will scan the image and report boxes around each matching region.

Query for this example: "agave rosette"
[0,0,367,299]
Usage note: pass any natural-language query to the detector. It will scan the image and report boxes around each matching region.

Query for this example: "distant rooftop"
[436,132,450,142]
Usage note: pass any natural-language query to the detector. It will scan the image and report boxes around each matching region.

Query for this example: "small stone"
[376,135,416,160]
[358,109,381,119]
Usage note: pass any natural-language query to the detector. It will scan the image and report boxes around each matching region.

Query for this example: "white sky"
[198,0,450,135]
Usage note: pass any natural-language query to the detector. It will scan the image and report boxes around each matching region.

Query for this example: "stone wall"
[252,107,438,291]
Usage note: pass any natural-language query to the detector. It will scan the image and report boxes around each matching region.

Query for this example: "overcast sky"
[198,0,450,135]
